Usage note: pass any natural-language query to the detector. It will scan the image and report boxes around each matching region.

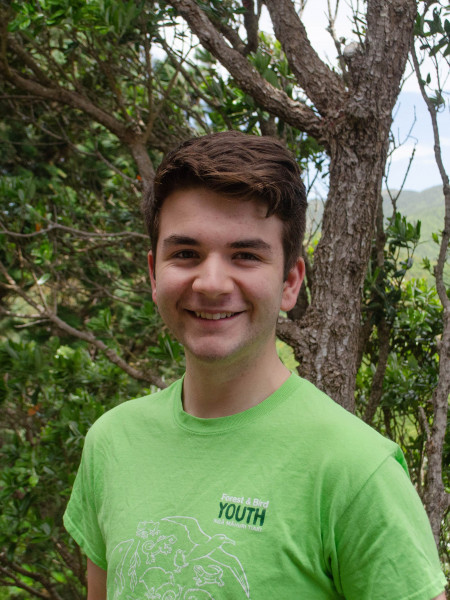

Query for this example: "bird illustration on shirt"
[162,516,250,598]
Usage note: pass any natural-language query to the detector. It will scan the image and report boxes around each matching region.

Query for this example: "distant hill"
[382,186,445,280]
[306,185,446,282]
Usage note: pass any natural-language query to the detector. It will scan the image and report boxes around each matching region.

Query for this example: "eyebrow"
[228,239,272,252]
[162,235,199,248]
[162,235,272,252]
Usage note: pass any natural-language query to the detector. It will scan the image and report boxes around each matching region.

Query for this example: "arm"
[87,558,107,600]
[432,594,446,600]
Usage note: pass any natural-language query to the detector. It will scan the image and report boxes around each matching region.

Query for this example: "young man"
[64,132,446,600]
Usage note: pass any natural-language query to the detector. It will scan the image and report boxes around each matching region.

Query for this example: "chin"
[186,345,242,364]
[189,351,231,363]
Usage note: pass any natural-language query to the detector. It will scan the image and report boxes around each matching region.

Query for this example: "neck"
[182,347,291,418]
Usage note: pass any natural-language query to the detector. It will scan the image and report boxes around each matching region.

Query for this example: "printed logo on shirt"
[110,516,251,599]
[214,493,269,532]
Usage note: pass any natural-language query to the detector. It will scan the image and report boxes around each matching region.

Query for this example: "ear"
[148,251,158,305]
[280,257,305,312]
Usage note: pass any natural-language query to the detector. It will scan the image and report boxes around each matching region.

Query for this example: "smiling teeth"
[195,312,234,320]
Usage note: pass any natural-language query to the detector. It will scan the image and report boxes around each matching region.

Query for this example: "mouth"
[193,311,237,320]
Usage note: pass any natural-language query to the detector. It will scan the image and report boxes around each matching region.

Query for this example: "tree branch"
[276,315,304,357]
[0,554,64,600]
[264,0,345,114]
[207,10,247,54]
[412,45,450,308]
[53,538,86,587]
[363,317,391,425]
[326,0,346,67]
[0,221,148,241]
[166,0,323,141]
[242,0,259,54]
[359,0,417,111]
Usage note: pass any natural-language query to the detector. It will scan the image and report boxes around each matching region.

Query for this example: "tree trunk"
[293,125,391,411]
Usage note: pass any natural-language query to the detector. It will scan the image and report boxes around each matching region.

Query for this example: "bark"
[424,308,450,544]
[296,0,416,410]
[297,129,391,411]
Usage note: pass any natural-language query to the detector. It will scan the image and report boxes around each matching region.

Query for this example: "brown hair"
[142,131,307,278]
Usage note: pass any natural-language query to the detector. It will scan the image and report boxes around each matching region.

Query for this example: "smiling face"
[148,187,304,371]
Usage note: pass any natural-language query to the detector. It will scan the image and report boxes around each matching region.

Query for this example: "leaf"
[36,273,51,285]
[28,472,39,487]
[41,522,52,536]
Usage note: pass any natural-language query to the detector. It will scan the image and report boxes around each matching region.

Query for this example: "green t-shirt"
[64,374,445,599]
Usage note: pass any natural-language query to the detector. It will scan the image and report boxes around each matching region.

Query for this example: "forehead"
[157,187,283,245]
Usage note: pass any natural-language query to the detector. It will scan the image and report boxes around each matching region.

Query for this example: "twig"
[0,221,147,241]
[418,406,431,438]
[0,307,42,320]
[326,0,347,77]
[0,570,50,600]
[142,46,186,144]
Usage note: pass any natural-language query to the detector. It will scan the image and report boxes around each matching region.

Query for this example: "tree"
[410,0,450,544]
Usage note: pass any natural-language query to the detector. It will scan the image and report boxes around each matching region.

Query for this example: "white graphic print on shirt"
[110,516,250,599]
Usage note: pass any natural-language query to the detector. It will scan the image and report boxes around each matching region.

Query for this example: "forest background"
[0,0,449,598]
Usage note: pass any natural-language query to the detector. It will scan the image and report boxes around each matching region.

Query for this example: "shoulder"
[280,375,408,482]
[84,378,182,446]
[284,375,397,447]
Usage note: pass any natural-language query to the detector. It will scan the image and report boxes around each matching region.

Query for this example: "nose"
[191,255,234,297]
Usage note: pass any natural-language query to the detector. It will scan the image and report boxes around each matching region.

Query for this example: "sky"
[265,2,450,193]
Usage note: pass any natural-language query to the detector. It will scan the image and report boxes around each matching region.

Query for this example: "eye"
[234,252,261,261]
[173,249,198,259]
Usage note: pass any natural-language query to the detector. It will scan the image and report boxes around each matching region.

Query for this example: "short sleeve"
[330,455,446,600]
[63,428,107,570]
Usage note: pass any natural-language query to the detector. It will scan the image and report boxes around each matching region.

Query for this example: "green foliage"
[357,277,446,487]
[0,335,148,598]
[414,1,450,111]
[358,211,448,499]
[382,186,448,282]
[415,2,450,59]
[0,12,187,587]
[363,212,421,325]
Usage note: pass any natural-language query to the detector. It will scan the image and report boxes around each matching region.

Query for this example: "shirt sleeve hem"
[63,512,108,571]
[400,573,447,600]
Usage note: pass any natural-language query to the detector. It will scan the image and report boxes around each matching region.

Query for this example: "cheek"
[239,278,283,305]
[153,272,189,303]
